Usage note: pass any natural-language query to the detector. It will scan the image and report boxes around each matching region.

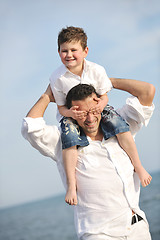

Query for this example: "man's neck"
[87,129,103,141]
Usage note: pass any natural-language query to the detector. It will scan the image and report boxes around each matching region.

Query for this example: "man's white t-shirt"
[21,96,154,238]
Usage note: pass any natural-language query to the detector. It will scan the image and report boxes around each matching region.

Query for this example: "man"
[22,78,155,240]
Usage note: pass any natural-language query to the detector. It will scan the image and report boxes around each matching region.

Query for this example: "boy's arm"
[58,105,87,120]
[99,94,109,110]
[58,105,78,119]
[91,93,109,114]
[110,78,155,106]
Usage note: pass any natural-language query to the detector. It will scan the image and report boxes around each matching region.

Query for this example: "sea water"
[0,171,160,240]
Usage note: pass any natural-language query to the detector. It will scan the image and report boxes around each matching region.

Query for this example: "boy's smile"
[58,41,88,76]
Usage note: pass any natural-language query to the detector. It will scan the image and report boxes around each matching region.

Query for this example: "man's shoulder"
[22,117,60,136]
[116,96,154,133]
[22,117,62,160]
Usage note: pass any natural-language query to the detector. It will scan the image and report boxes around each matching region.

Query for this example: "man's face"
[71,93,102,138]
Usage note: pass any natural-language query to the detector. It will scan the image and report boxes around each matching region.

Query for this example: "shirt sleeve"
[49,65,67,106]
[116,96,155,137]
[51,80,66,106]
[94,64,112,95]
[21,117,61,161]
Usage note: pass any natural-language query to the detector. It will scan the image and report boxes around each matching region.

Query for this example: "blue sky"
[1,0,160,208]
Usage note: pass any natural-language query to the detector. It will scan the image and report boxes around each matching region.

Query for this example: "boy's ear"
[58,49,61,57]
[84,47,89,57]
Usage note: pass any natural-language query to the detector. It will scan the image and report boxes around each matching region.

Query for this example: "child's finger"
[71,106,79,111]
[93,97,101,103]
[76,111,86,119]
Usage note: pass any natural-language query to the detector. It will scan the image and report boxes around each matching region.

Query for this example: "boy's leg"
[63,146,78,205]
[116,131,152,187]
[60,117,89,205]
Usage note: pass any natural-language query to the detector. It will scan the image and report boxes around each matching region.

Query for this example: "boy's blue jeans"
[60,105,130,149]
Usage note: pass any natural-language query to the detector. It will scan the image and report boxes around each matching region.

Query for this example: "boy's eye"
[71,49,77,52]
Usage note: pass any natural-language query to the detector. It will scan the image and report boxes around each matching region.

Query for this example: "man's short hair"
[66,84,98,109]
[58,26,88,51]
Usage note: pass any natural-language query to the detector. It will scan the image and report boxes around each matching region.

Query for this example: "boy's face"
[58,41,88,74]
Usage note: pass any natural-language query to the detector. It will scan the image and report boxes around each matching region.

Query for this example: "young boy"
[50,26,152,205]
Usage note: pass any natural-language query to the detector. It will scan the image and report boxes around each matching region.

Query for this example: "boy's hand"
[90,97,104,114]
[69,106,86,120]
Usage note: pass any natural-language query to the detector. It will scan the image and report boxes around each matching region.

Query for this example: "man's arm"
[22,84,60,161]
[26,85,55,118]
[110,78,155,106]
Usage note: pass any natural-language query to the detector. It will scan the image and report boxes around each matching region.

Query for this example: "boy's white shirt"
[21,96,155,238]
[49,59,112,122]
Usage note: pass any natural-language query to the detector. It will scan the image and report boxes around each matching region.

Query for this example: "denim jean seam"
[103,127,130,140]
[62,140,89,149]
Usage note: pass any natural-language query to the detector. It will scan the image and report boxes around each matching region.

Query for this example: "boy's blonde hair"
[58,26,87,51]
